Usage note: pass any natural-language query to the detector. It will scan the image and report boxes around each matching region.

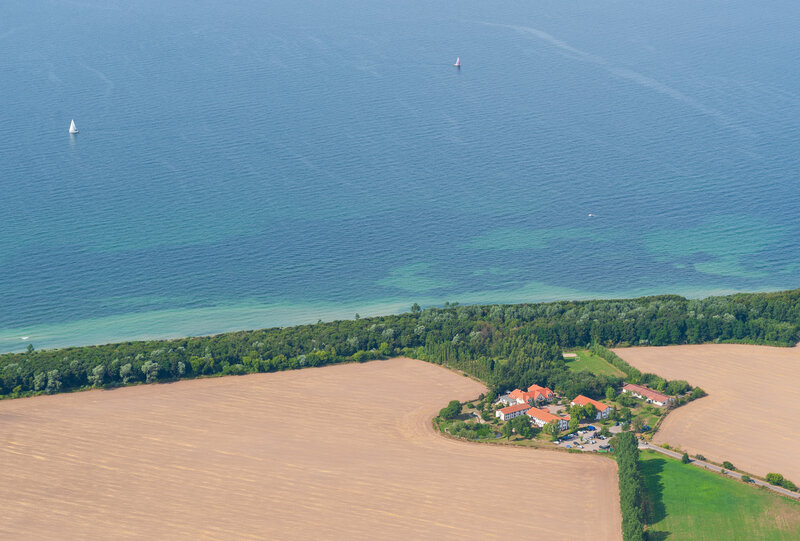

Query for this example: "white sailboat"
[454,57,461,67]
[69,119,79,134]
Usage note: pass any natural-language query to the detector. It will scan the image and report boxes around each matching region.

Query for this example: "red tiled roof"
[571,395,611,412]
[509,389,533,402]
[526,407,566,424]
[623,383,671,403]
[498,403,531,415]
[528,384,554,397]
[510,385,554,404]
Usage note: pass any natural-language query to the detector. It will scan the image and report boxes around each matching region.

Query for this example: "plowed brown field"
[614,344,800,482]
[0,358,620,540]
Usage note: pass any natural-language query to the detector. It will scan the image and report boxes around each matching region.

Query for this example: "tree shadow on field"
[641,457,668,525]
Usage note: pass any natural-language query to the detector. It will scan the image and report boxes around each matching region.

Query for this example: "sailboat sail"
[69,120,78,134]
[454,57,461,67]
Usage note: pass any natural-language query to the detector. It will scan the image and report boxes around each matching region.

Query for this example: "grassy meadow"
[641,451,800,540]
[565,349,626,378]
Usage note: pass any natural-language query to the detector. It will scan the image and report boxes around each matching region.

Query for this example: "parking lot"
[554,424,623,452]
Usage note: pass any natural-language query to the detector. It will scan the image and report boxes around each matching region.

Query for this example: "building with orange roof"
[509,384,555,406]
[495,403,531,421]
[571,395,613,420]
[622,383,674,406]
[525,407,570,431]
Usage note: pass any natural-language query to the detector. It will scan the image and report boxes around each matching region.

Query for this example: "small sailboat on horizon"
[69,119,78,134]
[454,57,461,68]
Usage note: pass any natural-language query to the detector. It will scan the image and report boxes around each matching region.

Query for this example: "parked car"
[565,444,572,449]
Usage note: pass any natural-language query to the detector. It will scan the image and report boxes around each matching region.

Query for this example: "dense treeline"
[1,288,799,399]
[613,432,646,541]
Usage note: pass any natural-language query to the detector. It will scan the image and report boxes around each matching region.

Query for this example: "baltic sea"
[1,0,799,352]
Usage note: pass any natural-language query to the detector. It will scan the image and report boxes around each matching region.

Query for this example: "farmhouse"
[526,407,570,431]
[622,383,674,406]
[571,395,613,419]
[509,384,555,405]
[496,403,531,421]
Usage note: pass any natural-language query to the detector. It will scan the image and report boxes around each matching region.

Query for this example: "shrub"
[764,473,796,490]
[439,400,462,420]
[741,475,751,483]
[722,461,735,470]
[695,454,706,461]
[766,473,784,486]
[681,452,690,464]
[690,387,707,400]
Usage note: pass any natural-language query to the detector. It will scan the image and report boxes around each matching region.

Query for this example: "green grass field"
[564,349,626,377]
[641,451,800,540]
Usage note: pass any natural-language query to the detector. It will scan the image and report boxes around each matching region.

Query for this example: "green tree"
[120,363,133,384]
[141,361,159,383]
[722,461,735,470]
[502,421,514,440]
[511,415,533,439]
[569,417,580,430]
[542,422,560,438]
[439,400,462,420]
[681,452,690,464]
[631,417,645,433]
[569,404,584,420]
[33,372,46,391]
[690,387,707,400]
[766,473,784,486]
[88,365,105,387]
[411,303,421,314]
[45,370,61,394]
[741,475,751,483]
[605,386,616,401]
[583,403,597,420]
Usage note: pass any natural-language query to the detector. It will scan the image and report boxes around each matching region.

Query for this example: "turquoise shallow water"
[1,0,799,352]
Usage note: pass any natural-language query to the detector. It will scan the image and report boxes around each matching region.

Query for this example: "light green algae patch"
[377,262,455,293]
[462,226,606,251]
[645,216,794,278]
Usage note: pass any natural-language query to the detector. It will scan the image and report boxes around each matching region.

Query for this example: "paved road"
[640,442,800,500]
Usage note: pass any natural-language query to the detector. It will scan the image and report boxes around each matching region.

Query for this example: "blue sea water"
[1,0,799,352]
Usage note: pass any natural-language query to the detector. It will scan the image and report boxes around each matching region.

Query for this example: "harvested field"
[0,358,621,540]
[614,344,800,483]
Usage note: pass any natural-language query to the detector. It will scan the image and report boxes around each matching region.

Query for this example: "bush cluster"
[766,473,798,492]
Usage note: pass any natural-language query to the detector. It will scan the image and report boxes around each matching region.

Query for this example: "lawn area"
[565,349,626,378]
[641,451,800,540]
